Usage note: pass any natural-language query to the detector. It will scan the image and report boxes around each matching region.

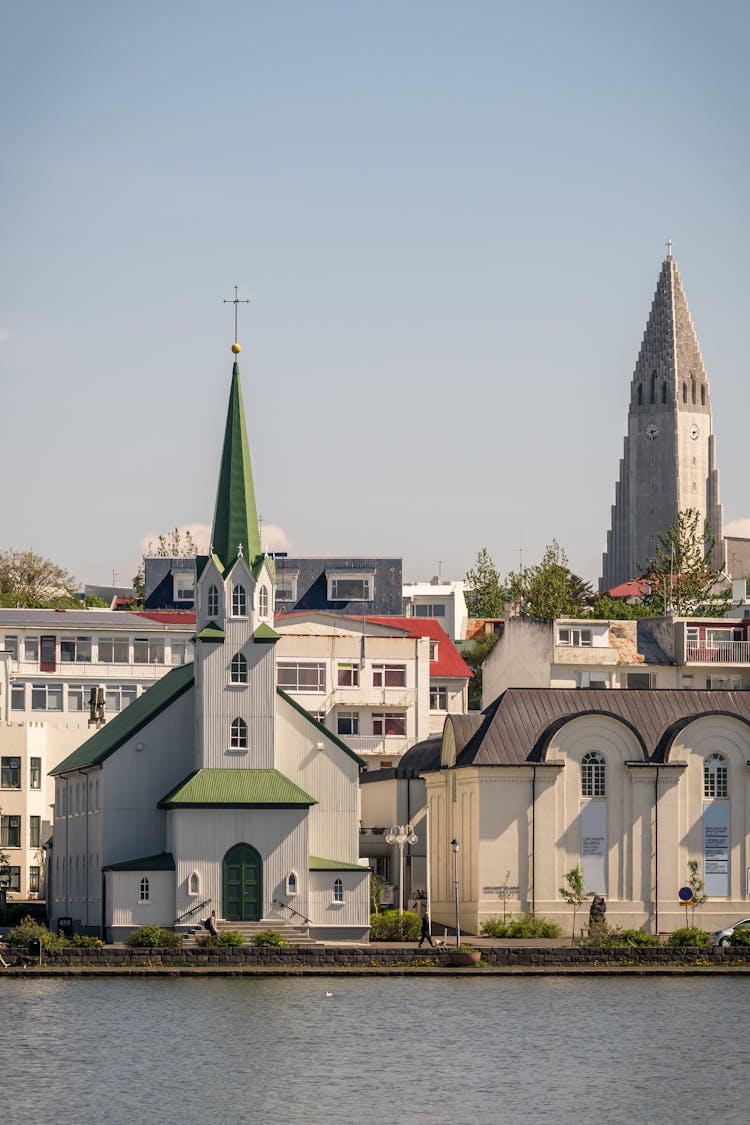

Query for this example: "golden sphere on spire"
[231,342,242,354]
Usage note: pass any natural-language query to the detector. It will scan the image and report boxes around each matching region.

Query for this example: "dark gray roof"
[457,688,750,767]
[636,622,673,665]
[0,608,191,630]
[395,735,443,776]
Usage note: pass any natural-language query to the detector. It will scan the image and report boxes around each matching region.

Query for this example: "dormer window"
[232,584,246,616]
[208,585,219,617]
[259,585,269,618]
[326,572,374,602]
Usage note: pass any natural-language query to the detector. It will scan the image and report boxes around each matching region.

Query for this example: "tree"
[686,859,707,927]
[132,527,199,600]
[559,864,593,941]
[640,508,730,617]
[587,593,657,620]
[369,872,385,915]
[465,548,507,618]
[507,541,584,619]
[0,549,78,608]
[462,631,498,709]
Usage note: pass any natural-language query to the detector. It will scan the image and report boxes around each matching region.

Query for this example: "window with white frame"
[0,866,20,891]
[231,651,248,684]
[31,683,63,711]
[704,753,728,799]
[139,877,150,902]
[189,872,200,895]
[275,575,298,608]
[173,575,194,602]
[372,664,406,688]
[277,663,326,692]
[429,641,438,661]
[2,635,18,659]
[372,712,406,736]
[258,585,269,618]
[558,627,592,647]
[67,685,89,711]
[171,641,187,666]
[581,752,606,797]
[327,574,373,602]
[24,636,39,662]
[232,584,247,616]
[30,816,40,848]
[626,672,655,688]
[430,685,448,710]
[337,710,360,735]
[106,685,138,713]
[286,872,297,896]
[412,603,446,617]
[11,684,25,710]
[30,757,41,789]
[98,636,129,663]
[134,637,165,663]
[208,585,219,617]
[29,866,40,893]
[337,663,359,687]
[60,636,92,663]
[706,674,742,690]
[333,878,344,902]
[230,717,248,749]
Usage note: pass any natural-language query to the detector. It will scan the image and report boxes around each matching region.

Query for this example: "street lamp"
[451,838,460,947]
[386,823,418,915]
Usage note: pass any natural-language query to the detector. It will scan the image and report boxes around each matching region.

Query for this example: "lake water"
[3,975,748,1124]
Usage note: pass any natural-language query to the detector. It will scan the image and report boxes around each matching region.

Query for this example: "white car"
[712,918,750,946]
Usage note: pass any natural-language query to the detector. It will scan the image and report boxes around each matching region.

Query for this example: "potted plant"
[448,944,481,966]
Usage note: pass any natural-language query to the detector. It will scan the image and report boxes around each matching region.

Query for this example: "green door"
[223,843,262,921]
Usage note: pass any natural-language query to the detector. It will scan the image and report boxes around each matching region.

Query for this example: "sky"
[2,1,749,590]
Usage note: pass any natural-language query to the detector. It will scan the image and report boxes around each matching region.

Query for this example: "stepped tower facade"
[601,251,724,590]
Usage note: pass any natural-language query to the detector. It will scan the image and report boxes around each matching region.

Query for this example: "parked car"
[712,918,750,946]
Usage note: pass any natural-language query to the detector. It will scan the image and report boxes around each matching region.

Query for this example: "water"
[3,975,747,1124]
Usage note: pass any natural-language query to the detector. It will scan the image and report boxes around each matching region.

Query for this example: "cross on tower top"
[665,238,673,260]
[223,285,250,346]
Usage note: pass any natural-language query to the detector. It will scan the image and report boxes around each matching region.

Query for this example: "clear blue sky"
[2,1,748,589]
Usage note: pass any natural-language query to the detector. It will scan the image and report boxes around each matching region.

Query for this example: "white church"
[49,344,370,942]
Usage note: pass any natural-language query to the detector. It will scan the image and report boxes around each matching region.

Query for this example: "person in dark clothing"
[206,910,219,936]
[418,910,434,948]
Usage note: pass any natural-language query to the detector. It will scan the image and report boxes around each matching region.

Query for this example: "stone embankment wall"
[12,944,750,968]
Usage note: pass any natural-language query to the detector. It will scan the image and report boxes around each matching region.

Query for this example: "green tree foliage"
[369,909,422,941]
[132,527,199,600]
[462,631,498,710]
[507,541,586,619]
[0,549,78,608]
[464,548,507,618]
[640,508,730,617]
[559,864,593,940]
[587,594,657,620]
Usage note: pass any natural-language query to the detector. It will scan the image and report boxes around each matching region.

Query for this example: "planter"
[448,949,481,966]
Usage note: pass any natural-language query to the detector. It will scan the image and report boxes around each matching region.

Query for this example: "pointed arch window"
[691,374,696,404]
[650,371,656,404]
[581,752,606,797]
[259,585,269,618]
[704,753,728,799]
[208,585,219,617]
[230,717,248,749]
[232,584,246,616]
[701,384,706,406]
[189,872,200,896]
[140,877,150,902]
[683,382,687,403]
[231,651,248,684]
[286,871,298,896]
[333,878,344,903]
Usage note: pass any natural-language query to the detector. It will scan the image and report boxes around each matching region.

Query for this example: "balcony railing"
[341,735,412,756]
[686,641,750,664]
[331,687,415,707]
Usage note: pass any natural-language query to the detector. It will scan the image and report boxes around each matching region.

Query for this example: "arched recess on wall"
[537,710,649,763]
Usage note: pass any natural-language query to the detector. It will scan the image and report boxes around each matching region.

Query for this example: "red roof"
[134,611,197,625]
[366,616,472,679]
[607,579,649,598]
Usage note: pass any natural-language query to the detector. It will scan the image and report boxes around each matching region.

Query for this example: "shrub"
[480,912,562,939]
[252,929,286,947]
[67,933,105,948]
[724,926,750,947]
[598,928,660,948]
[197,930,245,948]
[125,925,182,949]
[369,910,422,942]
[669,926,711,947]
[7,915,61,950]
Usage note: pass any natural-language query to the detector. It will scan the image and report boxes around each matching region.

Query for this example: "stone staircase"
[182,918,319,948]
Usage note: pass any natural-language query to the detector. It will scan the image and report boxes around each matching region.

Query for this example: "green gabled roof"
[195,620,225,643]
[103,852,175,872]
[51,662,194,776]
[277,688,366,767]
[254,622,280,642]
[309,856,366,871]
[158,768,316,809]
[211,360,262,572]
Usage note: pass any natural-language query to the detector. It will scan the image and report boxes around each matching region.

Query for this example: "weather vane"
[223,285,249,352]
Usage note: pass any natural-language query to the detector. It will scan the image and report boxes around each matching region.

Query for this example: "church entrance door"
[223,843,262,921]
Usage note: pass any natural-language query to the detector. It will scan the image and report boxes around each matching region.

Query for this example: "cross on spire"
[665,238,673,260]
[223,285,250,344]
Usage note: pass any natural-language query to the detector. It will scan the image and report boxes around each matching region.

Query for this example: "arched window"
[333,878,344,903]
[189,872,200,896]
[691,374,696,404]
[650,371,656,404]
[701,383,706,406]
[683,382,687,403]
[581,752,606,797]
[232,584,246,616]
[230,717,248,749]
[208,584,219,617]
[662,381,667,404]
[231,651,248,683]
[704,753,728,799]
[286,872,298,896]
[259,585,269,618]
[140,877,150,902]
[637,383,643,405]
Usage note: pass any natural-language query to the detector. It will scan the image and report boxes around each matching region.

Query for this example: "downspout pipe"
[531,764,537,915]
[654,765,660,935]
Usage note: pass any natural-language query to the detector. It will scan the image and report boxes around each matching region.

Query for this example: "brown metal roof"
[457,688,750,767]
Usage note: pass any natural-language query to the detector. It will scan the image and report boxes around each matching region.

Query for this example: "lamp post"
[451,838,460,947]
[386,823,418,915]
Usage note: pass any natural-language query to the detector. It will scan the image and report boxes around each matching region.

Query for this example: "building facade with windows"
[425,688,750,935]
[0,609,194,899]
[402,578,468,642]
[49,349,368,940]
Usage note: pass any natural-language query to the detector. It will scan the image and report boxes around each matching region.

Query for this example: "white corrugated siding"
[308,869,369,929]
[108,870,175,928]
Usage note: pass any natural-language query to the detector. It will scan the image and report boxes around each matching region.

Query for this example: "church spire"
[210,344,262,571]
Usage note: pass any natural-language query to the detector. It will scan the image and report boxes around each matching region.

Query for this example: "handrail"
[272,898,312,926]
[174,897,211,926]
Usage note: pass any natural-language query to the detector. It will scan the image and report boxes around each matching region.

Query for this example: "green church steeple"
[211,352,262,570]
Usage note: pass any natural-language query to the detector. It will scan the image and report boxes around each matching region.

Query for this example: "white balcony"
[10,659,190,679]
[341,735,411,757]
[331,687,415,707]
[686,641,750,665]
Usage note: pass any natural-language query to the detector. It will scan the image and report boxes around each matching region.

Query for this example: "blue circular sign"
[678,886,694,903]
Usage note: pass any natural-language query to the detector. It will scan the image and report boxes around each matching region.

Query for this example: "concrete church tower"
[601,249,724,590]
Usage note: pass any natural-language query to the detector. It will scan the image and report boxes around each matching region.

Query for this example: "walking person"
[418,909,434,948]
[205,910,219,936]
